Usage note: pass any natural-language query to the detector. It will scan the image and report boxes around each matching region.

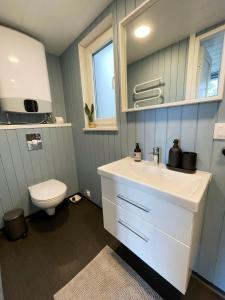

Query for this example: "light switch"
[213,123,225,140]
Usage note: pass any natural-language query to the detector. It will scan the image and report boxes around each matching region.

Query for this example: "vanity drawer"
[101,177,193,246]
[102,197,190,294]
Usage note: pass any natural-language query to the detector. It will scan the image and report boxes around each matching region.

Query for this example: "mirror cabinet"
[119,0,225,112]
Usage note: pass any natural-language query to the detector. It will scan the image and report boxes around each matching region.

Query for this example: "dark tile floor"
[0,198,223,300]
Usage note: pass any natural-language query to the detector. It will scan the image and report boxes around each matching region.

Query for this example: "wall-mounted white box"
[0,26,52,113]
[214,123,225,140]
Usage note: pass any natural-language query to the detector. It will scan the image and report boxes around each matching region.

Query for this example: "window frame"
[78,19,118,131]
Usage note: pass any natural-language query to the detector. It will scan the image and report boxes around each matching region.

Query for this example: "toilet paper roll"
[55,117,64,124]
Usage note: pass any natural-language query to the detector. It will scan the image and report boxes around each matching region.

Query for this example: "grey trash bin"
[3,209,27,240]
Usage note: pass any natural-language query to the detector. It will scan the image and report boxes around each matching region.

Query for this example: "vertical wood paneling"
[170,43,179,101]
[195,103,218,171]
[180,105,198,151]
[61,127,78,196]
[0,131,22,209]
[56,127,68,182]
[60,0,225,291]
[214,214,225,290]
[0,157,13,227]
[16,129,36,188]
[127,38,188,107]
[0,127,78,223]
[155,108,168,162]
[46,54,67,120]
[6,130,30,215]
[165,107,182,161]
[49,128,63,181]
[34,128,49,181]
[41,128,56,179]
[127,112,136,156]
[163,47,172,102]
[144,110,156,159]
[197,140,225,280]
[135,111,145,152]
[29,130,43,183]
[197,99,225,282]
[176,40,188,100]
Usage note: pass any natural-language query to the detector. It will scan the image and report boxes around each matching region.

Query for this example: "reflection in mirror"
[127,37,189,108]
[196,31,224,99]
[121,0,225,111]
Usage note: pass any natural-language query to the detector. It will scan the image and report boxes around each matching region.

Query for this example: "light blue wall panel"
[144,110,156,159]
[60,0,225,291]
[214,214,225,290]
[127,39,188,108]
[0,126,78,228]
[46,54,67,120]
[180,105,198,152]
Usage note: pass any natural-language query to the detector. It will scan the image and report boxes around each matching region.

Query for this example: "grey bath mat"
[54,246,163,300]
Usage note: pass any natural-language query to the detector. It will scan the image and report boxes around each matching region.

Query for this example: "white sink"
[97,157,211,212]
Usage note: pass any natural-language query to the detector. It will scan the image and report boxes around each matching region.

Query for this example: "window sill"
[83,125,118,132]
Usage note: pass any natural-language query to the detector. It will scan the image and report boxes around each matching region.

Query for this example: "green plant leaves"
[91,104,94,115]
[84,103,90,116]
[84,103,94,122]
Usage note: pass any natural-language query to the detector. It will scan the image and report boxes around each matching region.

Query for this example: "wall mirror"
[119,0,225,112]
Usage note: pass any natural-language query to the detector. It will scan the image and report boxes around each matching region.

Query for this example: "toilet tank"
[0,26,52,113]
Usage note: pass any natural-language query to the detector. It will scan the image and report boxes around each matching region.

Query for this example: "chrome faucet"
[150,147,160,164]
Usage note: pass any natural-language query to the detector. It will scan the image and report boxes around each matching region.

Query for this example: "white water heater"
[0,26,52,113]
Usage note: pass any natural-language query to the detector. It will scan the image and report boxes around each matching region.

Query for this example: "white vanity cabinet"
[97,158,211,294]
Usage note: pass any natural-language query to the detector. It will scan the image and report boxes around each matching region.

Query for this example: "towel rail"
[133,77,163,94]
[133,77,163,108]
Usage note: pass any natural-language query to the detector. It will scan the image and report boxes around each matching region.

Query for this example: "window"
[208,72,219,97]
[186,24,225,101]
[93,42,116,119]
[196,30,224,98]
[79,18,117,130]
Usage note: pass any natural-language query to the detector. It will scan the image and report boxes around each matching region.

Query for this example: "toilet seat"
[28,179,67,209]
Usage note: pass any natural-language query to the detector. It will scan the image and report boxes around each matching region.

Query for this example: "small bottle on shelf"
[168,139,182,168]
[134,143,141,162]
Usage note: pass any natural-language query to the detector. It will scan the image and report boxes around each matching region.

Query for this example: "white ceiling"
[0,0,113,55]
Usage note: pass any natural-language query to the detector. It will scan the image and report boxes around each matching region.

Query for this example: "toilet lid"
[28,179,67,201]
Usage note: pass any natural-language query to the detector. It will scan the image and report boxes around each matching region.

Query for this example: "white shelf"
[123,97,223,112]
[0,123,72,130]
[83,126,118,132]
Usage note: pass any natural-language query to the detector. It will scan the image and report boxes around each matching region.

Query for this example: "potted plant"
[84,103,96,128]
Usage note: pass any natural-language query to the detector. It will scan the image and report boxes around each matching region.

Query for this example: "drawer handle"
[118,219,149,243]
[117,194,150,212]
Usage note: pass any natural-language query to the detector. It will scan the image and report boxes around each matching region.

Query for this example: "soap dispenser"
[134,143,141,162]
[168,139,182,168]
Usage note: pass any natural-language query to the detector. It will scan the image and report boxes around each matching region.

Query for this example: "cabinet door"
[101,177,193,245]
[102,197,190,294]
[214,214,225,291]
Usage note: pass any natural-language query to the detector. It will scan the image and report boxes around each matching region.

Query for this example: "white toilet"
[28,179,67,216]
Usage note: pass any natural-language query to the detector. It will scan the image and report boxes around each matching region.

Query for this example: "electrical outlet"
[86,190,91,198]
[214,123,225,140]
